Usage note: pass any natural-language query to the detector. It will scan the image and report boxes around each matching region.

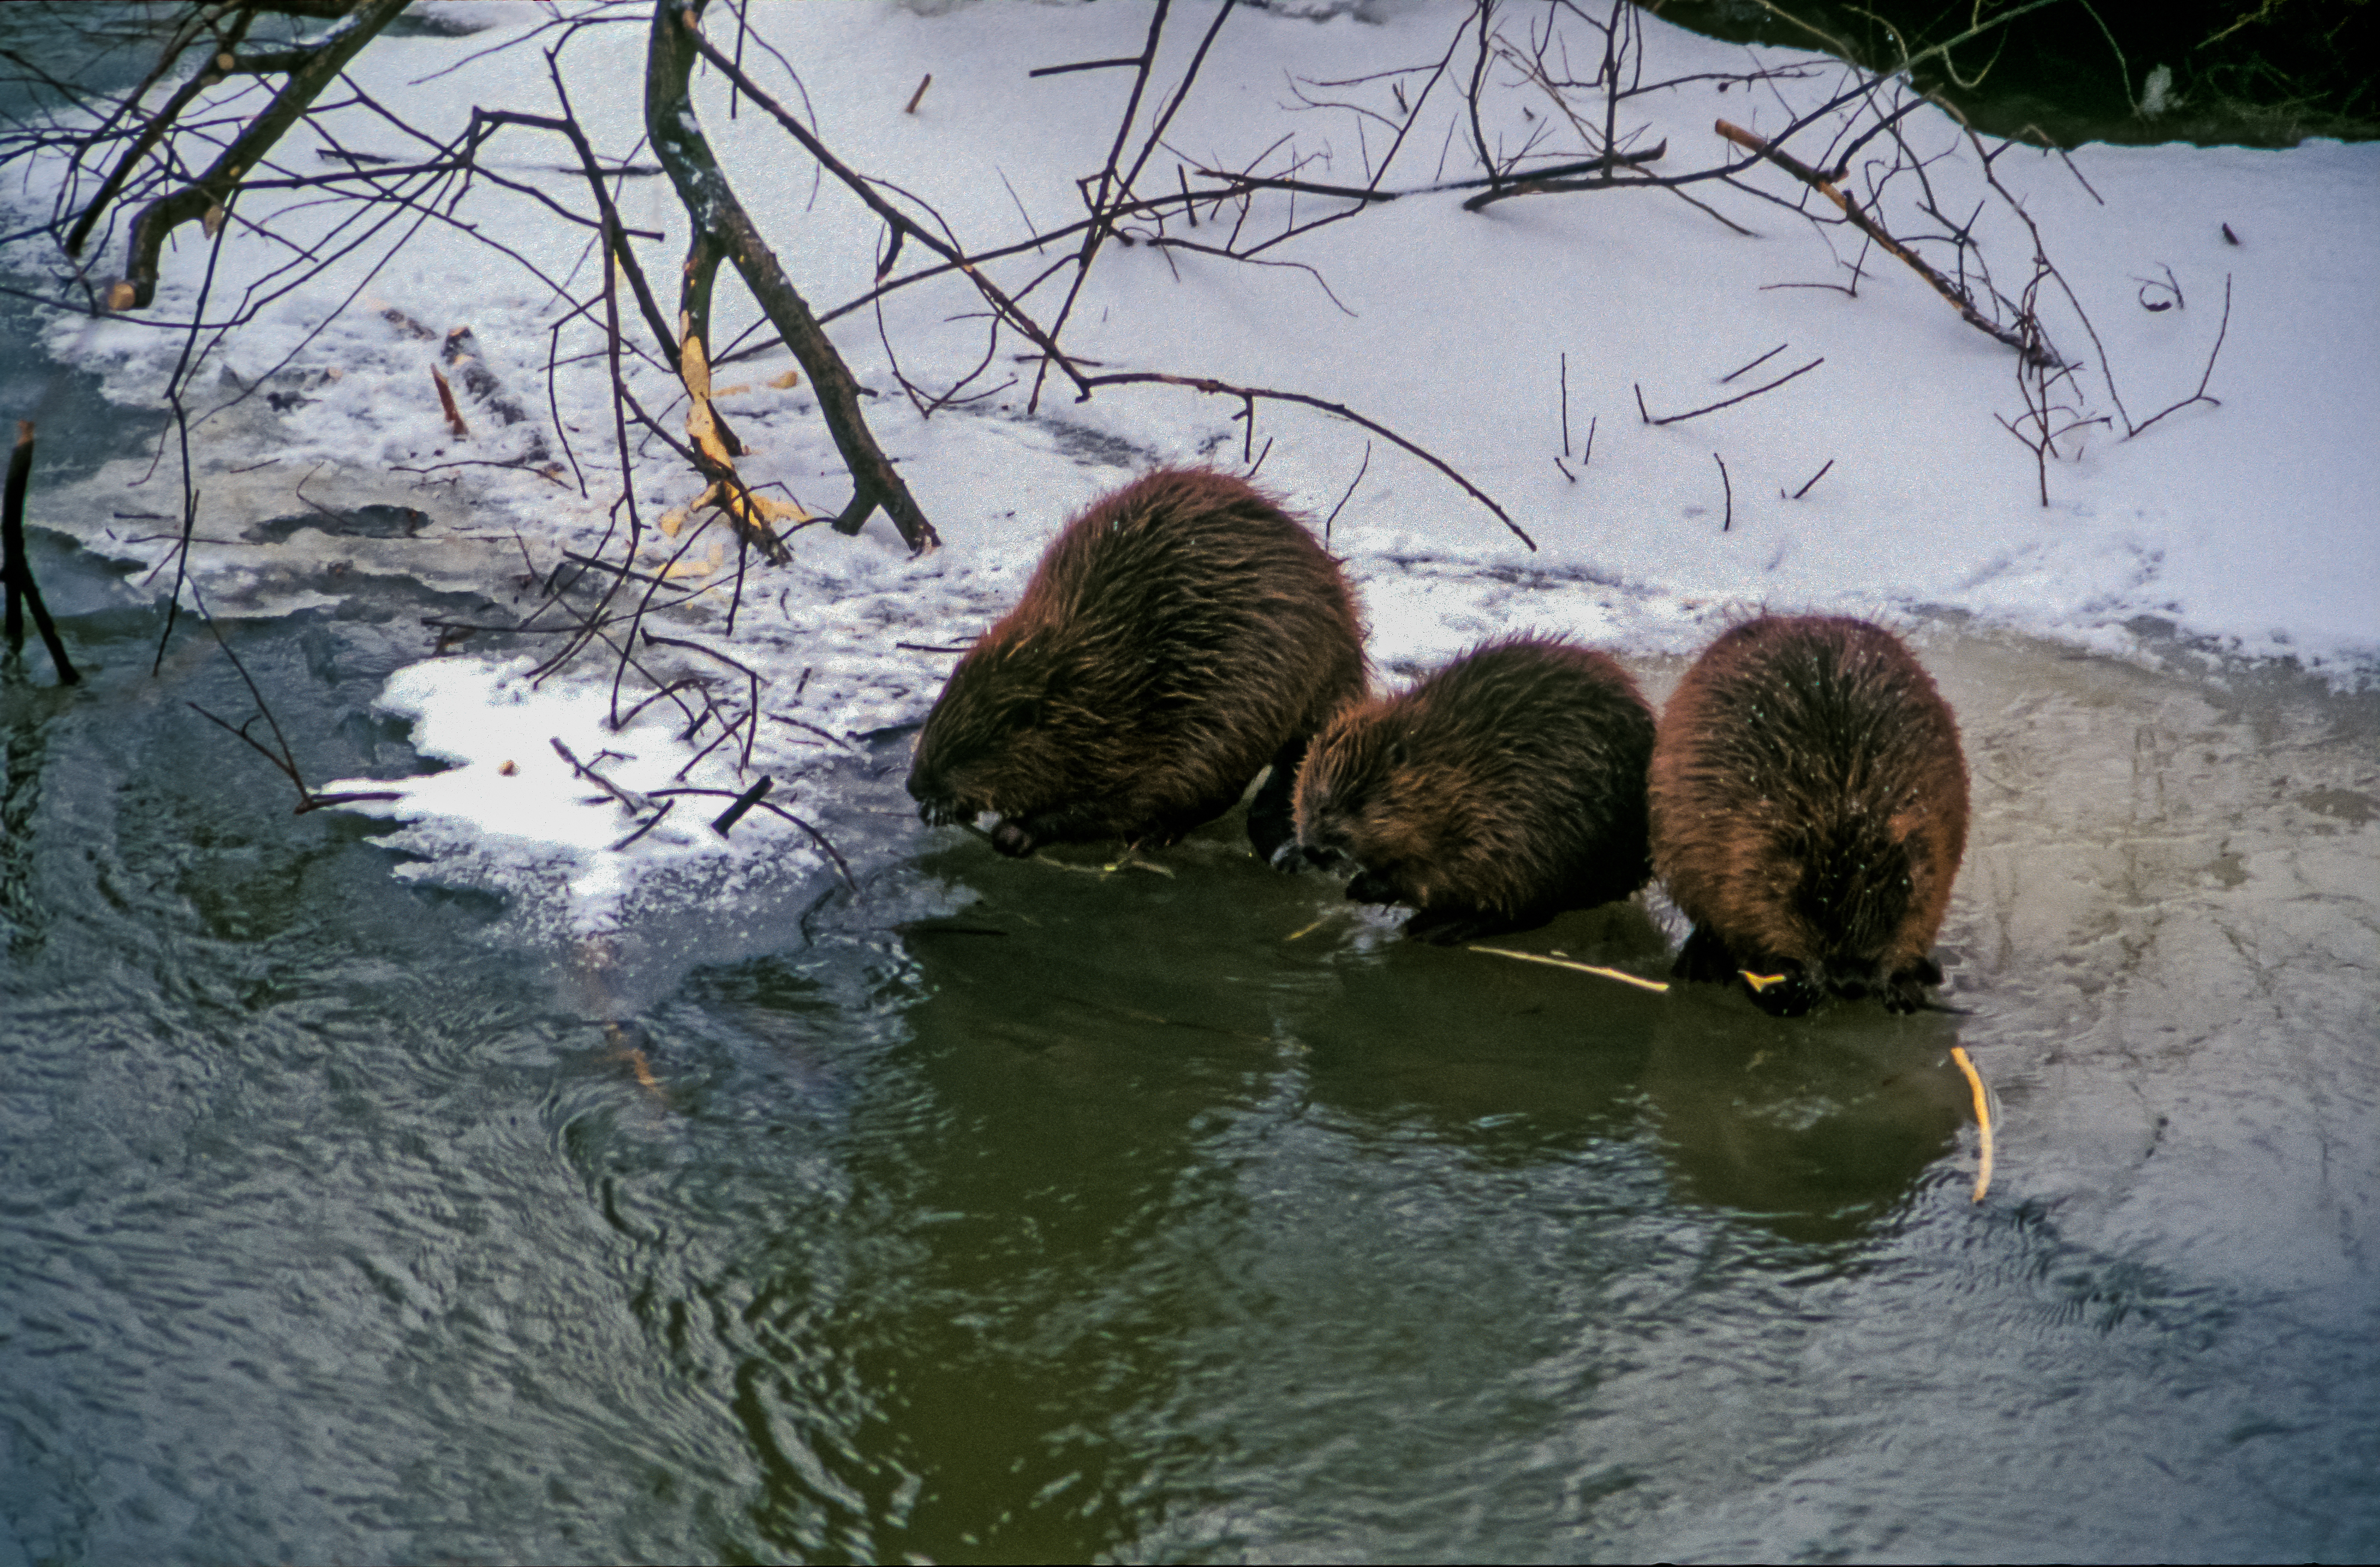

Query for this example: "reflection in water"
[1642,995,1968,1243]
[4,552,2376,1562]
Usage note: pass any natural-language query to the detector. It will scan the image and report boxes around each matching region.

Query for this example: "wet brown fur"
[1649,615,1969,1014]
[908,467,1366,857]
[1291,634,1656,944]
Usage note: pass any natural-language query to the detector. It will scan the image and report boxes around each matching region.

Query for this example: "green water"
[1,8,2374,1555]
[5,547,2375,1561]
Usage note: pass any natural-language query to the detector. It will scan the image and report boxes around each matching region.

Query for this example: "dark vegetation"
[1655,0,2378,147]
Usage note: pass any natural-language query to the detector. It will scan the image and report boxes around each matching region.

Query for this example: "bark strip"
[646,2,936,553]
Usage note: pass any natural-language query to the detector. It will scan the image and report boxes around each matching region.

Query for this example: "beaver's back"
[1650,615,1967,1012]
[1293,634,1655,943]
[908,469,1365,855]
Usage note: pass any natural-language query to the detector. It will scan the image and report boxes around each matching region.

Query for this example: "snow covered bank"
[5,1,2372,925]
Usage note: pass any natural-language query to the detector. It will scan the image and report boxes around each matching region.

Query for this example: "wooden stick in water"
[1469,946,1671,994]
[3,422,80,683]
[1951,1044,1994,1202]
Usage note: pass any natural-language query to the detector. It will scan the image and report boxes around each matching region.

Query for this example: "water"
[4,5,2372,1557]
[4,530,2375,1561]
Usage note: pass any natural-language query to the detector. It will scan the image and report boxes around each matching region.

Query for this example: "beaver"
[907,467,1365,859]
[1649,614,1969,1016]
[1287,633,1657,944]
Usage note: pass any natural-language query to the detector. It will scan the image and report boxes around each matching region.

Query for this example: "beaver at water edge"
[907,467,1366,860]
[1650,615,1969,1016]
[1287,633,1657,944]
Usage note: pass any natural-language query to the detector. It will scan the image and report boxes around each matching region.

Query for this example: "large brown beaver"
[1650,615,1969,1016]
[908,467,1365,859]
[1288,633,1657,944]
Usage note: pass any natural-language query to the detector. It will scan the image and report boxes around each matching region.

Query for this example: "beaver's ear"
[1000,695,1043,732]
[1383,734,1410,770]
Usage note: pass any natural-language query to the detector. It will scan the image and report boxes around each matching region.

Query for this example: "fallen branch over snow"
[1715,118,2057,368]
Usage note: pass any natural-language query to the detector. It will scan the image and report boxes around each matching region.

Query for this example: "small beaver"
[1650,615,1969,1015]
[908,467,1365,859]
[1289,633,1657,944]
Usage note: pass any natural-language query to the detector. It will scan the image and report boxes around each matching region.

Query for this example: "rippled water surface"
[4,534,2374,1563]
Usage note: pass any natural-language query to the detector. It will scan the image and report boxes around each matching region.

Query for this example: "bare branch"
[1639,356,1824,426]
[648,2,937,553]
[1716,117,2055,366]
[2129,274,2231,440]
[111,0,412,310]
[1082,370,1532,550]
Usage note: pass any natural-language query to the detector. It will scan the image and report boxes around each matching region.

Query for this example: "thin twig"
[1082,370,1531,549]
[1787,457,1834,499]
[183,585,398,812]
[1028,55,1144,78]
[1640,357,1823,426]
[649,786,857,889]
[1322,440,1371,545]
[550,736,651,812]
[2128,274,2230,440]
[1559,351,1570,455]
[1469,945,1669,994]
[767,711,862,752]
[608,799,676,851]
[1715,117,2054,367]
[1720,341,1788,383]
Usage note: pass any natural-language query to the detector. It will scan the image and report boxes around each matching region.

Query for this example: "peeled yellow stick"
[1951,1045,1994,1202]
[1469,946,1671,994]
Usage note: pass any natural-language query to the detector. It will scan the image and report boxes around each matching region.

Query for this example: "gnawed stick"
[1470,945,1671,994]
[709,776,771,836]
[431,364,470,439]
[1715,119,2053,367]
[1950,1044,1995,1202]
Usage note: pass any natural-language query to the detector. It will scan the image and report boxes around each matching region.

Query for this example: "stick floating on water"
[1950,1044,1995,1202]
[1469,946,1671,994]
